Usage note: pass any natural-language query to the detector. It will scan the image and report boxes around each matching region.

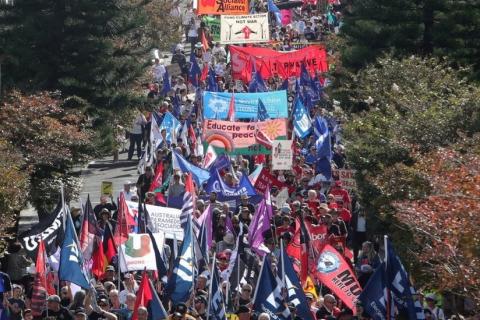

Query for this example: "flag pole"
[385,235,391,320]
[252,255,266,304]
[206,255,216,320]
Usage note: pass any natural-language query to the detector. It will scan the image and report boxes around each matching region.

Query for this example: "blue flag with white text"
[59,213,90,289]
[208,264,227,320]
[205,169,257,201]
[314,116,332,160]
[385,240,425,320]
[167,216,194,303]
[292,95,312,138]
[253,259,291,319]
[358,263,390,320]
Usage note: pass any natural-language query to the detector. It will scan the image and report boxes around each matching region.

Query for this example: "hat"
[281,204,292,214]
[237,305,250,314]
[425,293,437,301]
[48,295,61,303]
[12,284,22,290]
[74,308,87,316]
[305,292,314,300]
[106,265,115,272]
[175,303,188,314]
[97,298,109,305]
[124,180,132,185]
[101,208,110,214]
[240,194,249,200]
[319,203,330,211]
[195,42,203,48]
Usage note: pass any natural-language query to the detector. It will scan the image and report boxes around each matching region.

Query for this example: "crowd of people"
[0,0,476,320]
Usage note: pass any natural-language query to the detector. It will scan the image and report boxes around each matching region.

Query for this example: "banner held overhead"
[220,13,269,44]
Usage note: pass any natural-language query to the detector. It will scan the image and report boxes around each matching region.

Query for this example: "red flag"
[201,64,209,81]
[314,245,362,313]
[227,92,235,121]
[255,129,273,150]
[188,124,197,152]
[201,31,210,51]
[31,240,53,317]
[185,172,196,204]
[114,193,136,246]
[149,162,166,204]
[80,196,101,261]
[92,239,107,279]
[103,223,117,263]
[132,271,153,320]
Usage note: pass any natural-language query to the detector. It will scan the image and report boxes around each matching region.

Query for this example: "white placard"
[272,140,293,170]
[126,201,184,240]
[119,233,157,272]
[337,169,357,191]
[220,13,270,44]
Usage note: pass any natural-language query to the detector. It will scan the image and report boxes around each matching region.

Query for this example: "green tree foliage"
[0,0,171,109]
[340,0,480,80]
[0,91,94,215]
[341,56,480,283]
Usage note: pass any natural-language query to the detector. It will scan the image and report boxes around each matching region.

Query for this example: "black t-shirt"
[41,307,73,320]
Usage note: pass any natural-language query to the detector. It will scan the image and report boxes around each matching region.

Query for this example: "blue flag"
[358,263,390,320]
[385,240,425,320]
[292,95,312,138]
[205,169,257,201]
[253,258,291,319]
[315,157,332,180]
[300,62,311,86]
[257,99,270,121]
[207,67,218,92]
[148,279,168,320]
[59,212,90,289]
[208,154,231,174]
[314,116,332,160]
[161,68,171,96]
[208,263,227,320]
[279,78,289,91]
[167,216,194,303]
[147,229,169,279]
[172,151,211,186]
[189,57,202,87]
[267,0,282,24]
[278,247,314,320]
[248,63,268,93]
[159,112,181,143]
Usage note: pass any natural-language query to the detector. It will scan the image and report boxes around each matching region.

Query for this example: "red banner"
[230,45,328,82]
[254,168,288,194]
[315,245,362,313]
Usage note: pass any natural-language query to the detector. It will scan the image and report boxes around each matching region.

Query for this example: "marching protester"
[3,1,476,320]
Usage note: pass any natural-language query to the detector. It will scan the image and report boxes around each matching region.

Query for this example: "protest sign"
[197,0,249,15]
[272,140,293,170]
[119,233,157,272]
[126,201,183,240]
[203,16,220,41]
[202,118,287,155]
[253,167,287,194]
[315,245,362,313]
[337,169,357,191]
[230,45,328,82]
[101,181,113,197]
[203,90,288,119]
[220,13,269,44]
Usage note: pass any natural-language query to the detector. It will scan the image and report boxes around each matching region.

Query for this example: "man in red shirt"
[329,181,351,210]
[336,199,352,225]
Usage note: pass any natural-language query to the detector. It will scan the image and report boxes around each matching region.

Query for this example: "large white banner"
[220,13,269,44]
[126,201,184,240]
[119,233,158,272]
[272,140,293,170]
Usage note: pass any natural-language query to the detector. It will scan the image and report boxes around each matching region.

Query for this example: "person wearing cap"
[118,273,138,304]
[236,305,251,320]
[42,295,74,319]
[235,194,254,216]
[93,195,118,220]
[316,294,340,319]
[116,180,135,201]
[425,293,445,320]
[216,232,235,252]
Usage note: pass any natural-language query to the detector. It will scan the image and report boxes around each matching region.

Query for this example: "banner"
[315,245,361,313]
[272,140,293,170]
[253,167,288,194]
[202,119,288,155]
[230,45,328,82]
[220,13,269,44]
[196,0,249,15]
[119,233,157,272]
[126,201,183,240]
[336,169,357,191]
[203,16,220,41]
[203,90,288,119]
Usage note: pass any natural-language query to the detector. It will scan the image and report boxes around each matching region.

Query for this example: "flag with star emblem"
[59,207,90,289]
